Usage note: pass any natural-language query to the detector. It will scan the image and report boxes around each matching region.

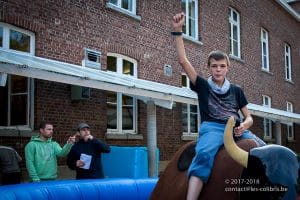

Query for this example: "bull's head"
[224,116,300,200]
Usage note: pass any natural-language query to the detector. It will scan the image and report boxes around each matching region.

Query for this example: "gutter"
[275,0,300,22]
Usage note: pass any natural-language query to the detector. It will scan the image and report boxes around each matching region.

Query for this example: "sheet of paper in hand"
[80,153,92,169]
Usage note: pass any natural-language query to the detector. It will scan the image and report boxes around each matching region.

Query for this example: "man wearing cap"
[67,122,111,179]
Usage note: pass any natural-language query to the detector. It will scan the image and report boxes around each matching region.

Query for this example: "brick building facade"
[0,0,299,179]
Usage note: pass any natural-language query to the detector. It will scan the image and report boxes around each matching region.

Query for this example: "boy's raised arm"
[172,12,197,85]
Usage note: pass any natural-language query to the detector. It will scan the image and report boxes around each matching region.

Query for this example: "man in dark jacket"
[0,145,22,185]
[67,123,111,179]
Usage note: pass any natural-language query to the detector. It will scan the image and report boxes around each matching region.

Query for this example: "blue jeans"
[187,121,265,182]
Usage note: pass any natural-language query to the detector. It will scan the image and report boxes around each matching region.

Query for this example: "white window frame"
[229,7,241,58]
[286,101,294,140]
[0,23,35,131]
[181,74,199,136]
[182,0,199,40]
[0,22,35,55]
[262,95,272,139]
[107,0,139,19]
[284,43,292,81]
[261,28,269,71]
[106,53,138,134]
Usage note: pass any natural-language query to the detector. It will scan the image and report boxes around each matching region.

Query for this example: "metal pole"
[275,120,282,145]
[147,100,157,177]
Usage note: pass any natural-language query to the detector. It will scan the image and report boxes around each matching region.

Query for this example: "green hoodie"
[25,135,72,182]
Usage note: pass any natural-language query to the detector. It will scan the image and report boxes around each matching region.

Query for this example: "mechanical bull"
[151,117,300,200]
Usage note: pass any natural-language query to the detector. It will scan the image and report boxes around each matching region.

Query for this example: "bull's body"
[151,139,258,200]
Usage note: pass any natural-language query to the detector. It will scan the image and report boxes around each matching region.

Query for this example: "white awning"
[0,49,197,109]
[1,49,300,123]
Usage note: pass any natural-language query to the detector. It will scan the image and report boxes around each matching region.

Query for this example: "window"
[284,43,292,81]
[261,28,269,71]
[182,74,199,135]
[181,0,198,40]
[287,102,294,140]
[106,53,137,134]
[262,95,272,139]
[0,23,35,130]
[107,0,137,15]
[0,22,35,54]
[0,75,33,127]
[229,8,241,58]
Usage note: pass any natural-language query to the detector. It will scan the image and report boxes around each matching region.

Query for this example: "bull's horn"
[223,116,249,168]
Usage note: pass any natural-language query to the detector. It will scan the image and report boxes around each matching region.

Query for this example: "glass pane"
[0,85,8,126]
[182,104,187,113]
[233,26,237,40]
[107,92,117,103]
[182,111,188,132]
[107,56,117,72]
[11,75,27,93]
[122,95,133,130]
[181,0,186,11]
[181,75,187,87]
[288,125,293,138]
[233,11,237,22]
[190,113,198,133]
[122,106,133,130]
[107,92,117,129]
[109,0,118,5]
[263,31,267,39]
[107,104,117,129]
[122,0,132,10]
[123,60,134,75]
[264,119,271,137]
[181,0,187,34]
[123,95,133,105]
[0,27,3,47]
[233,40,238,56]
[10,94,27,125]
[262,43,266,55]
[263,56,267,69]
[190,105,197,113]
[9,30,30,53]
[189,18,196,37]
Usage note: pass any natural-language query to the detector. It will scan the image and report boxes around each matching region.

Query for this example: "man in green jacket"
[25,121,76,182]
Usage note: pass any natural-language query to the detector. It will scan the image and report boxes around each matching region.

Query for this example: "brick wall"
[0,0,299,169]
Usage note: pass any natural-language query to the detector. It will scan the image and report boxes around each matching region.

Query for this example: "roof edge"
[276,0,300,22]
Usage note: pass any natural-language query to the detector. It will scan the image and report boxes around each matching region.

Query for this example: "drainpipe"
[147,100,157,177]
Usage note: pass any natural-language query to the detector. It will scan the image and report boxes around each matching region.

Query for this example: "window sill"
[229,55,245,64]
[181,134,198,141]
[285,79,294,85]
[183,35,203,46]
[263,138,275,143]
[261,69,273,76]
[106,133,143,140]
[287,139,296,143]
[106,3,141,21]
[0,126,34,137]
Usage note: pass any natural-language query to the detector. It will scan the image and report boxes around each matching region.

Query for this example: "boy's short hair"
[207,50,230,66]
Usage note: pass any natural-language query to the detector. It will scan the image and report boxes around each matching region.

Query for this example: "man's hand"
[76,160,85,168]
[83,135,93,142]
[67,136,76,144]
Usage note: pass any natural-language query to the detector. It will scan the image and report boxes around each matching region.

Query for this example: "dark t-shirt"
[191,76,248,124]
